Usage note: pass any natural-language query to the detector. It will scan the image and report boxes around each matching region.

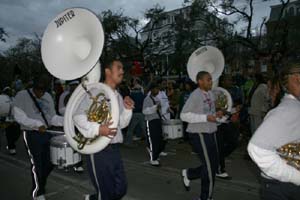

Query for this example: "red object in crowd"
[130,61,143,76]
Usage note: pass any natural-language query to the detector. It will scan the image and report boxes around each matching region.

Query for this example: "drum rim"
[162,119,183,125]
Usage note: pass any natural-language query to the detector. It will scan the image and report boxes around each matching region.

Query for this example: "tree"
[128,4,169,60]
[202,0,292,71]
[160,0,233,75]
[0,27,8,43]
[98,9,132,63]
[3,35,45,84]
[98,4,169,74]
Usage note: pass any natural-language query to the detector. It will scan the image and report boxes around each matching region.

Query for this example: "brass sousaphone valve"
[73,83,112,150]
[277,142,300,170]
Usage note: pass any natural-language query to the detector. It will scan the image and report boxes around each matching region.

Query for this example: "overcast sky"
[0,0,284,52]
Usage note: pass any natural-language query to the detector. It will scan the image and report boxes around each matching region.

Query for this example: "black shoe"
[182,169,190,191]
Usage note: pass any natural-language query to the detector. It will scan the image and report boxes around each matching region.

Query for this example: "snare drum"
[50,135,81,168]
[162,119,183,139]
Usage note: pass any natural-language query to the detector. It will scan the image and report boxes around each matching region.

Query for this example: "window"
[289,7,295,16]
[297,7,300,15]
[167,15,171,24]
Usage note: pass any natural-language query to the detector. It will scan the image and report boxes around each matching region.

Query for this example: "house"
[140,5,232,75]
[266,0,300,59]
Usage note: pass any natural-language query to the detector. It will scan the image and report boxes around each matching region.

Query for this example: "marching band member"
[180,71,223,200]
[143,83,166,166]
[1,86,21,155]
[13,74,63,200]
[248,63,300,200]
[58,80,84,173]
[58,80,79,116]
[73,59,134,200]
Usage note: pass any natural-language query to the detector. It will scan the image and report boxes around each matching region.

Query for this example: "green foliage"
[1,35,45,86]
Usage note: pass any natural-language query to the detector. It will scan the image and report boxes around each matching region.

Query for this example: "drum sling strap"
[27,89,49,127]
[150,96,166,120]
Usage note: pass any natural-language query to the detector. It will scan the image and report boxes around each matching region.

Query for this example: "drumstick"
[46,129,65,134]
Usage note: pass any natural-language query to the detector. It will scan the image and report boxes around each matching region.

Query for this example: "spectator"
[58,80,84,173]
[179,81,195,141]
[167,81,180,119]
[124,78,146,147]
[1,86,21,155]
[53,79,64,115]
[248,73,270,134]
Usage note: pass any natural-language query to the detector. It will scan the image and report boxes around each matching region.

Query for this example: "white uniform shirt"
[248,94,300,185]
[13,89,63,131]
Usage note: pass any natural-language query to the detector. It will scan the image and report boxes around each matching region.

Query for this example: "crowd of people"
[0,60,299,200]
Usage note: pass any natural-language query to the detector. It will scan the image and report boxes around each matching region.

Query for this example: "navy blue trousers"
[216,123,239,173]
[86,144,127,200]
[187,132,219,200]
[23,131,53,199]
[145,119,166,161]
[5,122,21,149]
[261,177,300,200]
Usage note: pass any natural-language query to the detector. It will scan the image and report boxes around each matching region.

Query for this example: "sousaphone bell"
[187,46,233,118]
[41,8,119,154]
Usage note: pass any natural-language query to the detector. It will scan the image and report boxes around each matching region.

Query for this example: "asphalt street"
[0,129,261,200]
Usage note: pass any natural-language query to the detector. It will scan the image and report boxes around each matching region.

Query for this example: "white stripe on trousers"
[91,154,102,200]
[199,133,214,198]
[23,131,39,199]
[146,121,154,161]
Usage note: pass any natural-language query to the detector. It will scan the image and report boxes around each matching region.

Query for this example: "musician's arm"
[46,93,64,127]
[13,106,44,130]
[73,114,100,138]
[58,107,66,116]
[58,92,68,115]
[51,115,64,127]
[119,95,133,129]
[248,142,300,185]
[73,94,100,138]
[180,92,207,123]
[12,92,44,130]
[142,97,157,115]
[119,108,132,129]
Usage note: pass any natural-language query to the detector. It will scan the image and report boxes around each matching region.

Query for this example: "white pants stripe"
[23,131,39,199]
[146,120,154,161]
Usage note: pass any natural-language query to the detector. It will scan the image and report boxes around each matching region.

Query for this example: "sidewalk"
[0,130,261,200]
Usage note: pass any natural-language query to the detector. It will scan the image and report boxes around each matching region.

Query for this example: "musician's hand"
[168,107,174,114]
[38,125,46,133]
[124,96,135,110]
[207,115,217,122]
[99,122,117,139]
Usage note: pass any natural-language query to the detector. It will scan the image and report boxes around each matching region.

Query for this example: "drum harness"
[27,89,49,128]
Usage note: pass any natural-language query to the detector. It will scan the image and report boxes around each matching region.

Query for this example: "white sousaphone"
[187,46,233,119]
[41,8,119,154]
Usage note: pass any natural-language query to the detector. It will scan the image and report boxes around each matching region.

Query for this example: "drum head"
[50,135,69,147]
